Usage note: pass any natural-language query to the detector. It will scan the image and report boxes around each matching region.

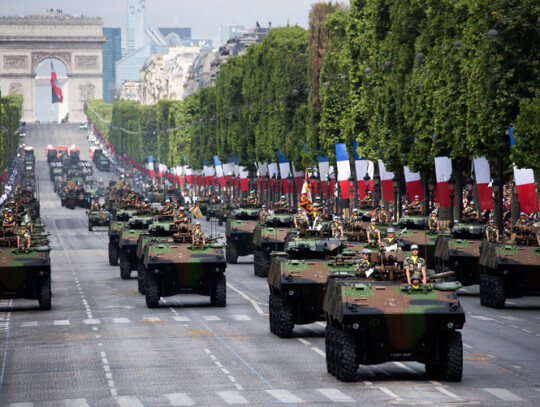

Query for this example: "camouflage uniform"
[515,218,531,227]
[294,213,308,228]
[367,225,380,242]
[405,255,426,282]
[312,212,323,229]
[408,200,423,213]
[192,228,205,243]
[380,236,403,249]
[330,220,343,237]
[259,209,270,223]
[349,214,362,224]
[486,225,498,242]
[17,227,30,247]
[175,211,191,223]
[463,206,478,220]
[355,258,372,277]
[427,216,438,230]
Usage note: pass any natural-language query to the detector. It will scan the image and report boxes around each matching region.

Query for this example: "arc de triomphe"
[0,12,105,123]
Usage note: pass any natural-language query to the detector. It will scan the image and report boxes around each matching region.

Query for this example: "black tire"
[274,296,294,338]
[254,250,269,278]
[254,250,262,276]
[269,294,277,334]
[490,274,506,309]
[137,263,147,295]
[226,242,238,264]
[335,329,358,382]
[210,273,226,307]
[38,276,52,311]
[88,223,93,232]
[325,326,336,375]
[145,272,160,308]
[439,331,463,382]
[479,274,488,306]
[119,252,131,280]
[108,242,119,266]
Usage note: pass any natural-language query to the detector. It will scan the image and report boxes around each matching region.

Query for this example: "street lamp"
[311,171,320,205]
[491,175,502,232]
[272,174,277,203]
[348,175,355,210]
[325,174,331,213]
[363,172,371,202]
[287,173,293,208]
[448,174,456,226]
[487,16,540,40]
[392,174,400,221]
[428,173,436,213]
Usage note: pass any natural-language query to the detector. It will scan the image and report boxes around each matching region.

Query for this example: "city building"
[102,27,121,103]
[126,0,146,53]
[220,24,246,45]
[118,80,140,100]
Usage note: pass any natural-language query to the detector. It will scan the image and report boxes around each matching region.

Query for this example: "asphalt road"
[0,123,539,406]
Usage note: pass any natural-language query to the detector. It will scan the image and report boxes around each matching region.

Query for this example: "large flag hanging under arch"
[50,62,63,103]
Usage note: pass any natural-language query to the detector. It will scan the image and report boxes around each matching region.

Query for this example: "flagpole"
[50,59,54,123]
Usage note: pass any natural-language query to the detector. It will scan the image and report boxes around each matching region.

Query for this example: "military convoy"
[252,212,293,277]
[225,207,259,264]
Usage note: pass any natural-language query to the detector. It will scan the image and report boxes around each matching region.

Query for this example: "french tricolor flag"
[278,150,291,194]
[213,156,225,188]
[514,167,539,213]
[434,157,452,207]
[239,166,249,192]
[268,162,279,190]
[50,62,63,103]
[292,164,304,195]
[404,166,424,201]
[335,143,351,199]
[203,161,215,187]
[146,156,155,178]
[353,141,373,199]
[472,157,493,211]
[378,160,394,202]
[317,155,335,198]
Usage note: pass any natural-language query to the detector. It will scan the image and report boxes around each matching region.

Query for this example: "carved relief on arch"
[3,56,28,69]
[79,83,95,103]
[31,52,71,73]
[8,82,23,95]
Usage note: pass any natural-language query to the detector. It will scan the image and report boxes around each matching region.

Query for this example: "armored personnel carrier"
[225,207,259,264]
[88,209,112,231]
[252,212,293,277]
[323,276,465,382]
[143,241,227,308]
[118,214,154,279]
[434,222,485,286]
[215,202,235,226]
[267,231,345,337]
[478,225,540,308]
[107,208,137,266]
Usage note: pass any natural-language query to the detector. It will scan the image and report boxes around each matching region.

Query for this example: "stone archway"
[0,11,105,123]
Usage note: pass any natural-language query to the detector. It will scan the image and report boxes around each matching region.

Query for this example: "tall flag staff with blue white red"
[50,59,63,122]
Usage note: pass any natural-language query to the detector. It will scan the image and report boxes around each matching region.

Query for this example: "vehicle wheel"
[119,252,131,280]
[335,329,358,382]
[88,223,93,232]
[108,242,119,266]
[325,326,336,375]
[479,275,488,306]
[274,296,294,338]
[137,264,147,295]
[254,250,262,277]
[490,275,506,309]
[254,250,269,278]
[38,276,52,311]
[211,274,227,307]
[439,331,463,382]
[218,218,223,226]
[268,294,277,334]
[145,272,160,308]
[425,362,438,376]
[226,242,238,264]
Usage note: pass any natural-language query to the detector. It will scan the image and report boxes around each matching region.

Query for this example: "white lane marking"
[220,368,230,374]
[173,316,190,322]
[115,396,144,407]
[521,329,533,334]
[378,387,403,401]
[436,387,464,401]
[392,362,417,373]
[266,389,304,403]
[165,393,196,406]
[231,314,251,321]
[296,338,311,346]
[21,321,38,327]
[311,347,326,357]
[429,380,442,386]
[500,316,525,322]
[83,319,100,325]
[54,320,70,326]
[317,388,355,402]
[463,343,473,349]
[10,403,34,407]
[226,283,263,314]
[227,375,237,383]
[202,315,220,321]
[112,318,130,324]
[470,315,494,321]
[64,399,90,407]
[484,388,525,401]
[216,391,248,404]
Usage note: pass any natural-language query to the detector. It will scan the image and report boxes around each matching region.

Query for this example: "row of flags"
[89,114,539,214]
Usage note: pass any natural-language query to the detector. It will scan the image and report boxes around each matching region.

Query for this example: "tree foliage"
[0,93,23,170]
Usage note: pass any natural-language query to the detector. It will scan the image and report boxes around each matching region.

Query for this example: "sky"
[1,0,349,47]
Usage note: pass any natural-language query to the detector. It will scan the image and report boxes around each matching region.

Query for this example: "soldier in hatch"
[427,212,439,232]
[407,195,423,214]
[355,249,375,277]
[330,217,343,238]
[247,191,258,206]
[2,209,15,227]
[405,244,427,285]
[311,203,324,230]
[380,227,403,250]
[259,205,270,223]
[367,218,381,245]
[462,201,479,222]
[161,199,174,216]
[485,219,499,242]
[278,195,289,211]
[191,222,205,245]
[174,206,191,224]
[17,222,31,249]
[294,208,307,229]
[515,212,531,228]
[349,208,362,224]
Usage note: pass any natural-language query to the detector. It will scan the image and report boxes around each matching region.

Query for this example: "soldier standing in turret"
[191,222,205,245]
[405,244,426,284]
[485,219,499,242]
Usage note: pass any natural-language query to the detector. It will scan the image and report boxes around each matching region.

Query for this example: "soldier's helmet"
[520,212,526,217]
[353,208,359,213]
[414,195,419,199]
[179,206,185,211]
[195,221,200,226]
[335,254,344,264]
[371,218,377,222]
[362,248,371,255]
[387,227,395,233]
[280,195,286,200]
[489,219,494,223]
[411,244,419,250]
[316,196,322,201]
[165,199,170,203]
[262,204,266,209]
[20,223,26,228]
[313,203,320,208]
[411,273,422,285]
[470,201,475,205]
[297,208,302,212]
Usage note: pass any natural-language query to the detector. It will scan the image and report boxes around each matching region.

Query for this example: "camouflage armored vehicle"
[88,209,112,231]
[0,246,52,310]
[225,207,259,264]
[215,202,235,226]
[107,208,137,266]
[434,223,485,286]
[323,277,465,382]
[118,214,154,279]
[267,232,345,337]
[252,212,293,277]
[143,241,227,308]
[478,225,540,308]
[396,218,447,268]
